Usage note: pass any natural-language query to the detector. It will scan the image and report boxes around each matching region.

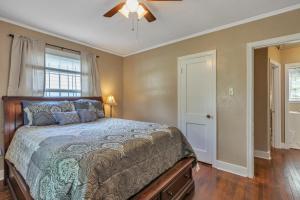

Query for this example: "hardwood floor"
[191,148,300,200]
[0,181,11,200]
[0,149,299,200]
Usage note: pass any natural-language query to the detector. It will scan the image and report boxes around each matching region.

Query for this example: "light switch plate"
[229,88,234,96]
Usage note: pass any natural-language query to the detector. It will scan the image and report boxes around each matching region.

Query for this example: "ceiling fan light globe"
[126,0,139,12]
[137,5,147,19]
[119,5,130,18]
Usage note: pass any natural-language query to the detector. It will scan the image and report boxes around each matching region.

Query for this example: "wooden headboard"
[2,96,104,154]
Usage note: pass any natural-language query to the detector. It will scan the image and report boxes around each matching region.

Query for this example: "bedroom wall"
[254,48,269,152]
[0,20,124,172]
[123,9,300,167]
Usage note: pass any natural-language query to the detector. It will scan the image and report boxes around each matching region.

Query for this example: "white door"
[178,50,216,164]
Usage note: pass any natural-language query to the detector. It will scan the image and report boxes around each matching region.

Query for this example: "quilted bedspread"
[5,118,195,200]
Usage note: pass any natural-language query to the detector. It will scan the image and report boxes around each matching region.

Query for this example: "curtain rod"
[9,34,99,58]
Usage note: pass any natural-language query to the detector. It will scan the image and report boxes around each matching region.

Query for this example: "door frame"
[177,50,217,166]
[247,33,300,178]
[269,59,282,149]
[285,63,300,147]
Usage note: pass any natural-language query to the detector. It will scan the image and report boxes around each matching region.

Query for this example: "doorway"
[247,33,300,178]
[177,50,216,164]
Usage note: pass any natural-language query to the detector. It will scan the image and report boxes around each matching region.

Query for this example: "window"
[45,48,81,97]
[289,67,300,102]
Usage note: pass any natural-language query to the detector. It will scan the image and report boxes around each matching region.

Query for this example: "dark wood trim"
[6,161,33,200]
[132,158,195,200]
[2,96,195,200]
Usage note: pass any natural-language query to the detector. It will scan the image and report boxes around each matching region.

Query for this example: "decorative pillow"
[53,111,80,125]
[73,99,105,118]
[73,99,90,110]
[77,109,98,123]
[22,101,75,126]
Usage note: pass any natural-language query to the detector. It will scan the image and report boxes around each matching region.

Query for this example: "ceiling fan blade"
[140,3,156,22]
[103,2,125,17]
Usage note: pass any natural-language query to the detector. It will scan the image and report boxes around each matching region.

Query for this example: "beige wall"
[123,9,300,167]
[254,48,269,151]
[0,21,123,170]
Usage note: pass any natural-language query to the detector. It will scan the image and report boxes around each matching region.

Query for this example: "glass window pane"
[289,67,300,102]
[44,49,81,97]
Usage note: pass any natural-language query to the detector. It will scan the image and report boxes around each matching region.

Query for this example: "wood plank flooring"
[0,149,299,200]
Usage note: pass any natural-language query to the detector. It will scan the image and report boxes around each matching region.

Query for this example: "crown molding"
[0,16,126,57]
[124,3,300,57]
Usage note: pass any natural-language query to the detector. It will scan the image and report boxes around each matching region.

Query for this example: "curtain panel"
[7,35,45,96]
[81,51,101,96]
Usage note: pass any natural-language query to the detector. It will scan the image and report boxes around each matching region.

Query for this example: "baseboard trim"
[254,150,271,160]
[288,144,300,150]
[280,143,290,149]
[213,160,247,177]
[0,170,4,181]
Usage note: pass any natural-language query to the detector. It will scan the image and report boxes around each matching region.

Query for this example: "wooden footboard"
[6,158,195,200]
[132,157,195,200]
[6,161,33,200]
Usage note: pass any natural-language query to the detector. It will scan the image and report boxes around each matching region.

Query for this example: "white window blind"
[44,48,81,97]
[289,67,300,102]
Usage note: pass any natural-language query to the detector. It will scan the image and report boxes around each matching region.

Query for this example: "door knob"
[206,114,212,119]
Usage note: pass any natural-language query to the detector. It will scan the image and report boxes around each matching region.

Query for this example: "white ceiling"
[0,0,300,56]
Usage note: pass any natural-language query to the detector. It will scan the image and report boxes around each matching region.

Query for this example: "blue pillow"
[53,111,80,125]
[77,109,98,123]
[22,101,75,126]
[73,99,105,118]
[73,99,90,110]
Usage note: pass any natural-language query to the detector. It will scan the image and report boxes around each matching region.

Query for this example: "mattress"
[5,118,194,200]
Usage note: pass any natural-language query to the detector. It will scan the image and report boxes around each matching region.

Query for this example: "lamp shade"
[106,95,117,106]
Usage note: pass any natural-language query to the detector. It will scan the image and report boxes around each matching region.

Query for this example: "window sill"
[288,101,300,104]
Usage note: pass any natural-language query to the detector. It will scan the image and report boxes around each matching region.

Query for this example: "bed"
[2,96,196,200]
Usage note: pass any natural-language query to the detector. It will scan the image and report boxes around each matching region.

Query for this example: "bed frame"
[2,96,195,200]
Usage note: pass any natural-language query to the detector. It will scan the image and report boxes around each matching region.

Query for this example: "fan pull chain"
[136,19,140,40]
[131,16,135,32]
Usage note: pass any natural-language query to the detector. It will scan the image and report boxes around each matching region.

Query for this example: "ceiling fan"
[103,0,182,23]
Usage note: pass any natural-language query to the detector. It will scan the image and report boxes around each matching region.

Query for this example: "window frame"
[44,48,82,97]
[287,63,300,103]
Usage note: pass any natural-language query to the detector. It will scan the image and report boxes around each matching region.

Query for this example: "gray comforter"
[5,118,194,200]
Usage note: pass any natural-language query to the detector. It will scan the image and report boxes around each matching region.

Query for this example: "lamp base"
[110,105,113,118]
